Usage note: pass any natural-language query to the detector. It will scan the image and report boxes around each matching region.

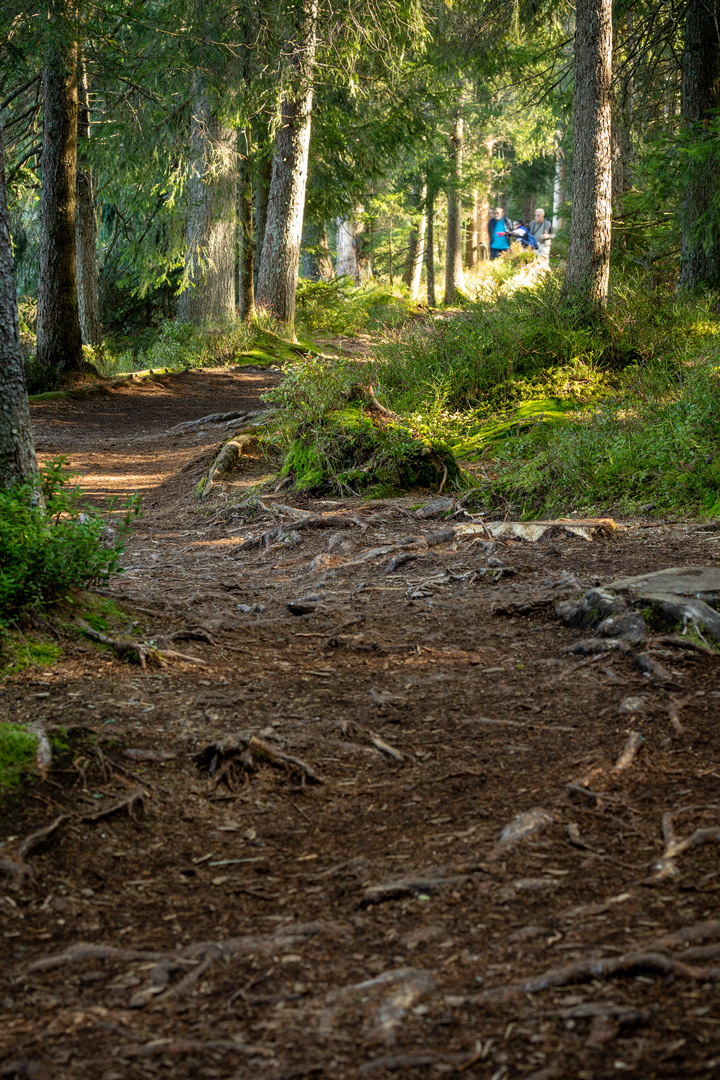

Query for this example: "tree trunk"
[317,222,333,280]
[552,135,567,231]
[562,0,613,307]
[336,216,360,282]
[679,0,720,288]
[611,15,634,250]
[477,191,489,260]
[465,188,478,269]
[176,87,237,323]
[403,182,426,294]
[0,119,36,489]
[522,191,534,225]
[36,38,84,377]
[443,110,464,304]
[238,130,254,322]
[254,153,272,285]
[426,190,436,306]
[256,0,318,328]
[75,58,101,346]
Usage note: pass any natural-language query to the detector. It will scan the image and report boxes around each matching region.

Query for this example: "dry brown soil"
[2,365,720,1080]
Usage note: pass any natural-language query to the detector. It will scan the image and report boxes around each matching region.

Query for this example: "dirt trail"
[2,367,720,1080]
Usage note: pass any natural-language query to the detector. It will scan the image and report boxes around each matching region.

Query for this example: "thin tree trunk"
[176,87,237,323]
[388,215,393,285]
[465,188,478,269]
[562,0,613,307]
[256,0,318,328]
[238,130,254,322]
[75,57,101,346]
[36,37,84,377]
[403,181,426,291]
[679,0,720,288]
[426,190,436,306]
[611,14,634,250]
[477,191,489,260]
[409,185,426,297]
[552,134,566,231]
[443,109,464,304]
[254,153,272,284]
[336,216,360,283]
[317,222,333,279]
[522,191,534,225]
[0,119,36,488]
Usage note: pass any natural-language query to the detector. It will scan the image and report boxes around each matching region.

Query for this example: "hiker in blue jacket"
[510,220,539,250]
[488,207,511,260]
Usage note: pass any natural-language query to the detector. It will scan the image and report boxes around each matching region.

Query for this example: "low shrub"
[295,277,414,336]
[0,459,139,626]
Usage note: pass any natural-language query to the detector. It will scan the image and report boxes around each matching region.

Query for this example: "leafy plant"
[0,459,140,627]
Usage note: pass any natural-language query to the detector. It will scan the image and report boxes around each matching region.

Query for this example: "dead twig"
[652,807,720,880]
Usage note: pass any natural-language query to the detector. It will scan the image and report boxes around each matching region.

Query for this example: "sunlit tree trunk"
[36,37,84,376]
[256,0,318,327]
[444,109,464,304]
[552,134,567,231]
[679,0,720,288]
[426,188,436,306]
[75,57,101,346]
[238,131,254,322]
[336,216,360,282]
[563,0,613,307]
[465,189,478,269]
[176,87,237,323]
[403,182,426,296]
[317,223,333,279]
[254,153,272,283]
[0,119,36,488]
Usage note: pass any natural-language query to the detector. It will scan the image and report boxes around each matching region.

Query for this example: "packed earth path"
[3,362,720,1080]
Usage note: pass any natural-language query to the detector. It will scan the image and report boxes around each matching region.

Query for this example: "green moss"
[0,634,63,678]
[0,723,39,791]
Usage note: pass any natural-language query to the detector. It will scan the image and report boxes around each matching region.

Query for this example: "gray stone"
[607,566,720,603]
[596,611,647,643]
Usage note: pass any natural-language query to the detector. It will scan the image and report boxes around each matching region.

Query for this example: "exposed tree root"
[0,815,66,889]
[570,731,643,800]
[80,786,148,823]
[78,621,164,668]
[197,731,323,788]
[652,807,720,879]
[200,433,257,498]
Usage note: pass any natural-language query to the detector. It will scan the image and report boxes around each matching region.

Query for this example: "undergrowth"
[0,723,38,791]
[295,277,414,335]
[0,459,139,627]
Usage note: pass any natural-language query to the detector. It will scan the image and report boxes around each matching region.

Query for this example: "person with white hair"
[528,208,553,267]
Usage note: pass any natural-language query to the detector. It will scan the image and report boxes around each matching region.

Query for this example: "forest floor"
[2,359,720,1080]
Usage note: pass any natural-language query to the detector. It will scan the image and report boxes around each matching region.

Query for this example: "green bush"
[0,459,139,626]
[295,277,413,336]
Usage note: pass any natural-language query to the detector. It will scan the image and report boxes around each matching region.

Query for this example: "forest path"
[2,367,720,1080]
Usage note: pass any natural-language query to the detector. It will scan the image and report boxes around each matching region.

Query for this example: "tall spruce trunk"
[75,59,101,346]
[254,154,272,283]
[176,88,237,322]
[317,222,333,279]
[562,0,613,306]
[36,38,84,376]
[256,0,318,327]
[426,189,436,307]
[465,189,478,269]
[443,110,464,304]
[679,0,720,287]
[238,131,254,321]
[0,119,37,488]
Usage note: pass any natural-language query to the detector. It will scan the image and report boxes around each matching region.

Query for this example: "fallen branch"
[200,433,256,498]
[78,620,163,669]
[571,731,643,797]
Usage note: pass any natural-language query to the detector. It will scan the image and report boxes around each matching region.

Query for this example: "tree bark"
[403,182,426,295]
[254,153,272,284]
[36,37,84,376]
[465,188,478,269]
[477,191,489,260]
[552,134,567,231]
[0,119,37,489]
[176,87,237,323]
[562,0,613,307]
[238,130,254,322]
[336,216,359,282]
[679,0,720,288]
[256,0,318,328]
[443,110,464,304]
[75,58,101,347]
[426,189,436,306]
[317,222,333,279]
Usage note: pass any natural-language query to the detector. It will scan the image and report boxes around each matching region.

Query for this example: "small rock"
[618,695,646,714]
[487,556,506,568]
[414,497,455,519]
[495,808,554,852]
[596,612,646,643]
[566,638,630,655]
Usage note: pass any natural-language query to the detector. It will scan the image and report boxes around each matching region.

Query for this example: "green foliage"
[295,278,413,336]
[264,357,460,495]
[0,635,62,679]
[0,724,38,792]
[0,460,139,627]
